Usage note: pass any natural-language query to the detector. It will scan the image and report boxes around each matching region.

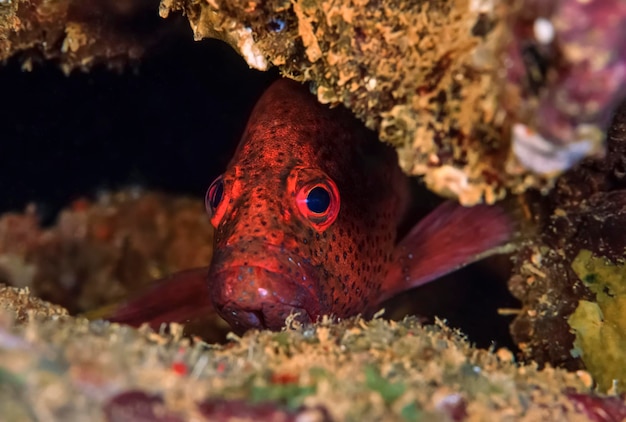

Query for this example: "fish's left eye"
[205,175,224,217]
[306,186,331,214]
[295,179,340,231]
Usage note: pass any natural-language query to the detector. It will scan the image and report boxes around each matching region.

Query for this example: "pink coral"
[505,0,626,173]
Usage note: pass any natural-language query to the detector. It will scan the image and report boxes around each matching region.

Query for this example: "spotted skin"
[208,79,408,329]
[107,79,515,332]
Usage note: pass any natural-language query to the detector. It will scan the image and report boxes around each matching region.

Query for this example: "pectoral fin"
[379,200,517,304]
[88,267,214,329]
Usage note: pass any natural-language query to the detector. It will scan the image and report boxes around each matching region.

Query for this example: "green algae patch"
[364,365,406,405]
[569,249,626,391]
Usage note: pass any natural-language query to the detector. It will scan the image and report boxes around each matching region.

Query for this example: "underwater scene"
[0,0,625,420]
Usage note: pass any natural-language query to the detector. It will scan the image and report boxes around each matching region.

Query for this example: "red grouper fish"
[106,78,516,332]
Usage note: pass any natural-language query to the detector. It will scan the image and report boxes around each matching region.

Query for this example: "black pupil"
[306,186,331,214]
[210,179,224,209]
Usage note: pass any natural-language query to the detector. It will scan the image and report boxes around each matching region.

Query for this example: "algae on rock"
[569,249,626,391]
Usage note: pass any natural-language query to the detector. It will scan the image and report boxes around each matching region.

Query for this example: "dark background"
[0,23,519,350]
[0,31,277,224]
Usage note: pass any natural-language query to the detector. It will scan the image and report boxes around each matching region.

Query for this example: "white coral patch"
[512,123,594,175]
[533,18,555,45]
[236,28,268,71]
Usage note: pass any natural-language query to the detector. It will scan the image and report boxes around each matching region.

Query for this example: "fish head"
[204,79,408,332]
[206,164,341,330]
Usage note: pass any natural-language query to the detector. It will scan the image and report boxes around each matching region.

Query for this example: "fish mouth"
[219,296,312,332]
[208,244,323,331]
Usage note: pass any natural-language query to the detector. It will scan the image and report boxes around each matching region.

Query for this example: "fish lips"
[208,245,323,331]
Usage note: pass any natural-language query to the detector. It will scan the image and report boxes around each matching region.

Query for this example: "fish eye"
[295,179,340,232]
[205,175,224,216]
[306,186,331,214]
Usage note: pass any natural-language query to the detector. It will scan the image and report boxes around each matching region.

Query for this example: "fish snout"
[219,298,312,332]
[209,249,322,331]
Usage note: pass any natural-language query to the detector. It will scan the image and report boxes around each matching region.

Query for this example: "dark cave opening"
[0,29,520,351]
[0,33,277,223]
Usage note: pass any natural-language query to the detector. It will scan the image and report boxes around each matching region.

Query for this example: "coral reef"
[2,0,624,202]
[161,0,514,204]
[569,250,626,392]
[0,190,227,340]
[508,98,626,390]
[0,0,173,72]
[159,0,626,204]
[504,0,626,175]
[1,285,621,421]
[3,0,626,407]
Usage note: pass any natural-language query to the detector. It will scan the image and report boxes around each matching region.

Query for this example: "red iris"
[205,175,228,227]
[290,167,340,232]
[205,175,224,216]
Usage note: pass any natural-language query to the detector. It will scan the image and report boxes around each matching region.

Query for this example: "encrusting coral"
[2,285,624,421]
[3,0,625,203]
[508,98,626,390]
[3,0,626,413]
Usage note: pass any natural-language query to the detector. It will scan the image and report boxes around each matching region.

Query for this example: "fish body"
[107,79,515,332]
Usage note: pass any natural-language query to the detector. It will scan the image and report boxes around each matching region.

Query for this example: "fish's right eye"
[205,175,224,217]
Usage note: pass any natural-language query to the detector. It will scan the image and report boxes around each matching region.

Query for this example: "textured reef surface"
[509,98,626,391]
[1,285,621,422]
[0,0,178,72]
[2,0,626,418]
[3,0,625,203]
[0,191,229,342]
[157,0,626,204]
